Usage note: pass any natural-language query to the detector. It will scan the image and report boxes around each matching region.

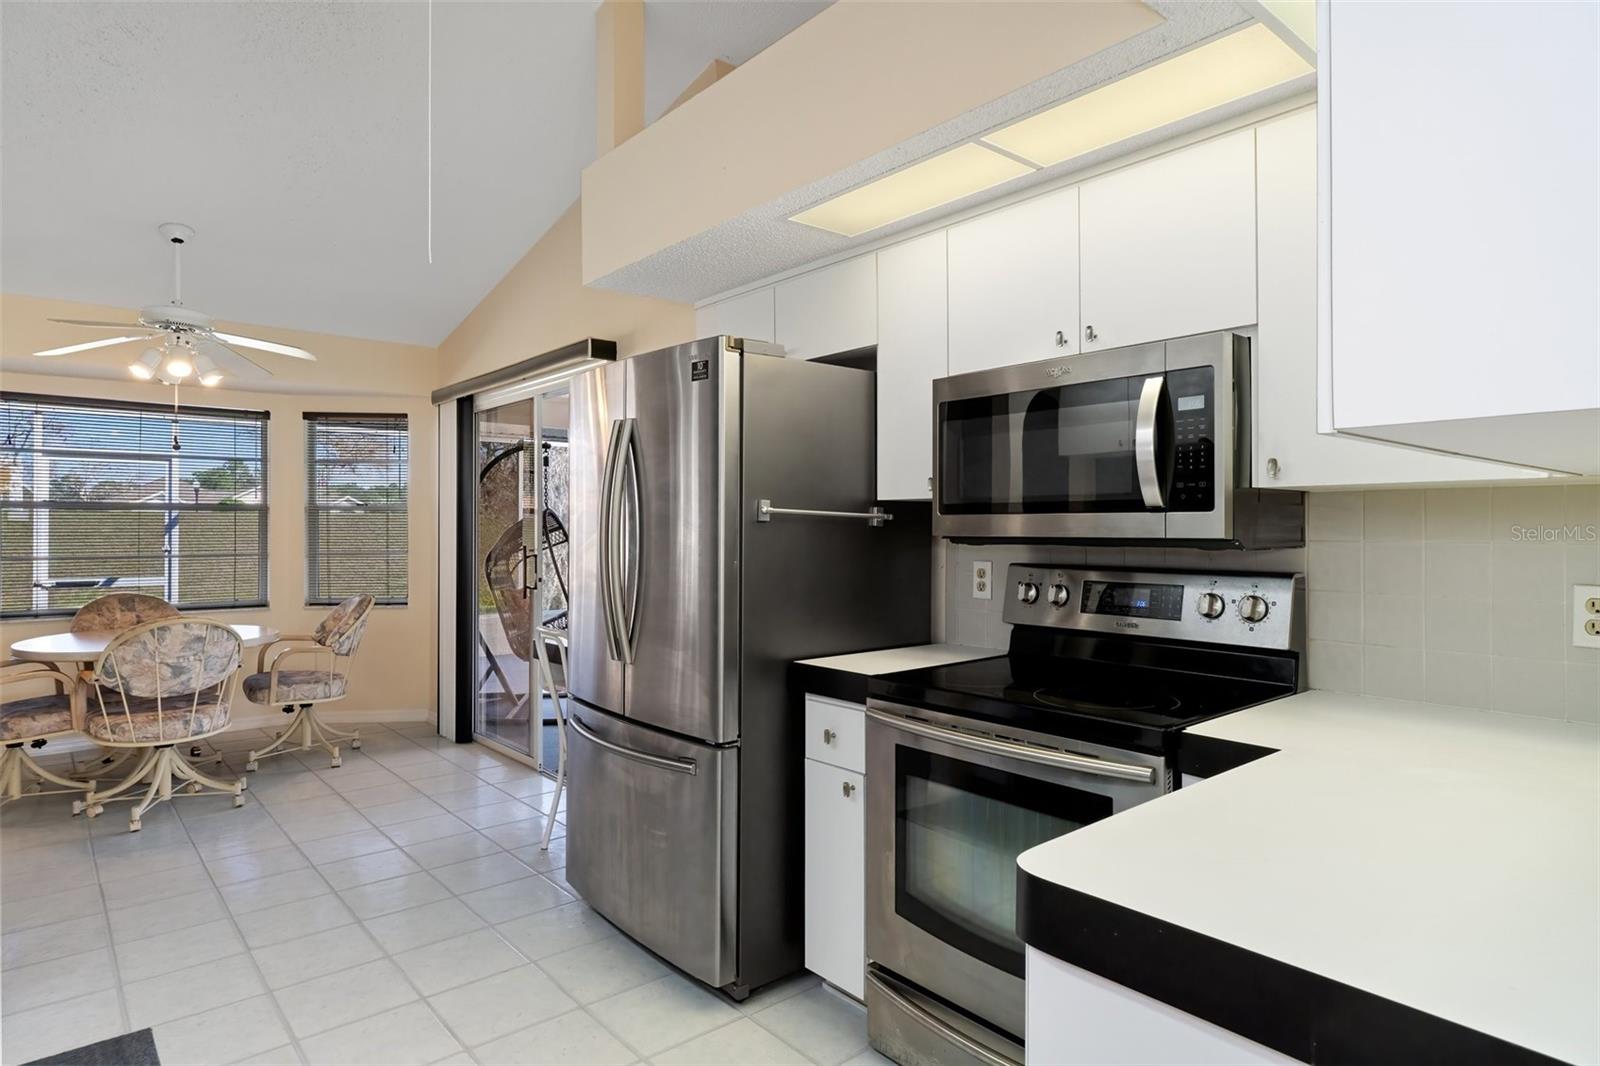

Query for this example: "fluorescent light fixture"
[791,143,1035,238]
[129,349,163,380]
[981,23,1313,168]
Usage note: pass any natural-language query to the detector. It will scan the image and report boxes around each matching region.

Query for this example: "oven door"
[864,700,1166,1045]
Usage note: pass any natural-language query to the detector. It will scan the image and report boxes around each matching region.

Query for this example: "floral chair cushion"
[242,670,349,704]
[96,621,241,700]
[83,697,228,743]
[69,594,180,633]
[0,695,76,741]
[313,595,374,657]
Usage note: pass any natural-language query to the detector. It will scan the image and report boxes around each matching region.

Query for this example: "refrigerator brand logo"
[690,359,709,381]
[1044,365,1071,379]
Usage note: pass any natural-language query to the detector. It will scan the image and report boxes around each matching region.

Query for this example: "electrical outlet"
[972,561,993,601]
[1573,585,1600,649]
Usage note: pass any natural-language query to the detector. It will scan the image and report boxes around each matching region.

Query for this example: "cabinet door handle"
[1266,457,1281,479]
[822,728,836,744]
[1084,325,1098,343]
[842,781,856,797]
[1054,330,1067,348]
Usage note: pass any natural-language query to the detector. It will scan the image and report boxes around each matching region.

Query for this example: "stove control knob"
[1047,583,1071,608]
[1238,594,1270,624]
[1016,581,1039,605]
[1197,591,1226,619]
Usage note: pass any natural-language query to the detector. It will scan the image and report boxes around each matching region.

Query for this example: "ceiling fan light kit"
[34,223,319,386]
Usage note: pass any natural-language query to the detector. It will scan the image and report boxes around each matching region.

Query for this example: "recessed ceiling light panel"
[981,23,1313,168]
[790,143,1035,238]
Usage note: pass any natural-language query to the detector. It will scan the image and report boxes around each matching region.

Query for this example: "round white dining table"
[9,623,281,664]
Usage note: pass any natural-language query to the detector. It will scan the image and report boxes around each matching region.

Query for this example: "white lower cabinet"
[803,695,866,1000]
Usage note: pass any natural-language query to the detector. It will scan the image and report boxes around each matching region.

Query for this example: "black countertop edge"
[1178,732,1280,779]
[790,662,871,705]
[1016,874,1567,1066]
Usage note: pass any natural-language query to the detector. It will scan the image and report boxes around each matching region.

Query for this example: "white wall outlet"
[1573,585,1600,648]
[972,561,993,601]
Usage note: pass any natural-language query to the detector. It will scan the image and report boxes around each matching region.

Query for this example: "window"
[0,392,269,618]
[304,413,408,606]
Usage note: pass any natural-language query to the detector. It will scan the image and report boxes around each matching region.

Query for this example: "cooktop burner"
[1029,689,1183,716]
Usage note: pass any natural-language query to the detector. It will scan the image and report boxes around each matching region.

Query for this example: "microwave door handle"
[1135,375,1168,510]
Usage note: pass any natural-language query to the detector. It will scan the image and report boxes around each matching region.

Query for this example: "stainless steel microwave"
[932,331,1303,547]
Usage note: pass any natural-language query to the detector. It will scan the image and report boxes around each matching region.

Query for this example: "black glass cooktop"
[869,645,1296,752]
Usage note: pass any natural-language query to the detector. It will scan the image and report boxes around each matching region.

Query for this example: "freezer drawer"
[565,704,739,989]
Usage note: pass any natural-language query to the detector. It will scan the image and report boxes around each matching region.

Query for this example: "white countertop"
[795,643,998,676]
[1018,690,1599,1065]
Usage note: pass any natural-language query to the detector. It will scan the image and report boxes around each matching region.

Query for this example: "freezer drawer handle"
[866,708,1155,784]
[570,716,697,776]
[756,499,891,528]
[866,969,1020,1066]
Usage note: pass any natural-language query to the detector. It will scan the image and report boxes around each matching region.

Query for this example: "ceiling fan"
[32,223,318,386]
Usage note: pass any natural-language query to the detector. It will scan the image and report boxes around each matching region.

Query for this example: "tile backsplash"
[940,485,1600,724]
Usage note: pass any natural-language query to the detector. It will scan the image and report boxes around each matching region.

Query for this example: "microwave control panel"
[1167,366,1214,512]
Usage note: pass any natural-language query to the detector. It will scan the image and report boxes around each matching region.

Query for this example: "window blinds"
[304,413,409,606]
[0,392,269,618]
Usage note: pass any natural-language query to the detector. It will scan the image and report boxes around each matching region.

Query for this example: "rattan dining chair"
[0,660,92,805]
[74,618,246,831]
[242,594,373,770]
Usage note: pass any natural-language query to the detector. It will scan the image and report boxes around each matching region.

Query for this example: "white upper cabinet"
[948,185,1080,375]
[697,287,775,343]
[876,232,947,500]
[1321,1,1599,475]
[774,255,877,361]
[1080,128,1256,352]
[1253,108,1542,488]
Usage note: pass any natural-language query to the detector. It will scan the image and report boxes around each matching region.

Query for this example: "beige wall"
[0,294,439,719]
[435,200,694,388]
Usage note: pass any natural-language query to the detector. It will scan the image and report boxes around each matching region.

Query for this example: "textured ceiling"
[0,0,821,346]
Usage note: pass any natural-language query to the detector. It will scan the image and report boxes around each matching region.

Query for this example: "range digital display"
[1081,580,1184,620]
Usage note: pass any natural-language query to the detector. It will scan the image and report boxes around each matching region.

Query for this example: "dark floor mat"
[24,1029,160,1066]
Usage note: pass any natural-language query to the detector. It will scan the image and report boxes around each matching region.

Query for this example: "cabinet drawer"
[804,694,865,773]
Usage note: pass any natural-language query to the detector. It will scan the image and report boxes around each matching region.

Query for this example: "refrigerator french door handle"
[607,418,638,665]
[598,419,626,661]
[570,714,696,775]
[1135,375,1169,511]
[621,424,642,662]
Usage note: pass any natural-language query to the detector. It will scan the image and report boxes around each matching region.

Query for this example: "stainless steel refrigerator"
[564,336,930,999]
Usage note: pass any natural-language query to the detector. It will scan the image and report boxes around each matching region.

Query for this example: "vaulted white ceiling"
[0,1,827,347]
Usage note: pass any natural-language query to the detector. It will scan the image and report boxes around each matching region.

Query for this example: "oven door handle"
[1135,374,1169,511]
[866,969,1021,1066]
[866,708,1156,784]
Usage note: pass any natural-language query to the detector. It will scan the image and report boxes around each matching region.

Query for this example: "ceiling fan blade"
[46,318,159,331]
[197,336,272,379]
[212,330,316,361]
[33,335,152,357]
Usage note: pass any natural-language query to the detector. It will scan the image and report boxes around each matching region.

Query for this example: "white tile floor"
[0,722,890,1066]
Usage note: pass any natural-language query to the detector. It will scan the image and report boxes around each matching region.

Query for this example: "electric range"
[862,564,1304,1066]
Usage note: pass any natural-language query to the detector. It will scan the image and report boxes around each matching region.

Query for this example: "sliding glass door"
[471,384,569,768]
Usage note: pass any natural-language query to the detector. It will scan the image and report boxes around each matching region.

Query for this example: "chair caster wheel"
[187,782,203,794]
[232,794,245,808]
[239,778,248,791]
[351,740,361,750]
[245,760,259,772]
[329,754,342,769]
[128,819,141,832]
